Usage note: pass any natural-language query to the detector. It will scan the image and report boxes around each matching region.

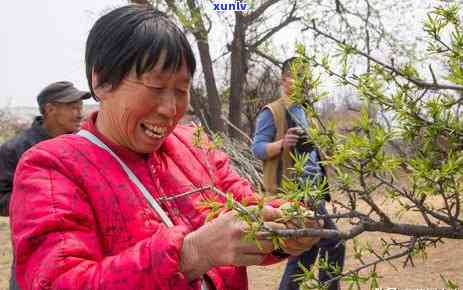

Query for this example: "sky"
[0,0,308,109]
[0,0,126,108]
[0,0,436,109]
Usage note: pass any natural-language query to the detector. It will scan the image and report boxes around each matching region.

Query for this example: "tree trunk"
[196,40,224,132]
[186,0,224,133]
[136,0,225,132]
[229,13,247,140]
[189,87,211,129]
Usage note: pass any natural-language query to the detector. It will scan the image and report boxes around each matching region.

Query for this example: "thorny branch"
[322,237,418,286]
[266,221,463,239]
[302,21,463,91]
[247,1,300,51]
[244,0,280,23]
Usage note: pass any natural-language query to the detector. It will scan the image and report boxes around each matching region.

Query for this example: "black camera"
[294,127,314,154]
[287,117,331,201]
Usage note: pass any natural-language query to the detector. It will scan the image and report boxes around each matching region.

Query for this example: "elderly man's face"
[96,58,191,154]
[47,100,84,134]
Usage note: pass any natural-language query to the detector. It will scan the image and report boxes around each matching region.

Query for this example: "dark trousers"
[278,203,345,290]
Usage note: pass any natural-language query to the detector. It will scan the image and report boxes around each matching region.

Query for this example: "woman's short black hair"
[85,5,196,99]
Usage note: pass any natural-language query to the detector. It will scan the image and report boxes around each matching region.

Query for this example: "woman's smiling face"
[94,56,192,154]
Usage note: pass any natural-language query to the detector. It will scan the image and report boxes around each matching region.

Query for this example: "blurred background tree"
[130,0,424,138]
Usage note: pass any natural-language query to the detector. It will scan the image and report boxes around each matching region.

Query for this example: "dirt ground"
[248,238,463,290]
[0,217,12,290]
[1,203,462,290]
[248,195,463,290]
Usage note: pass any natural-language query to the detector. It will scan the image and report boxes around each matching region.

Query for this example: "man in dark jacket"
[0,81,90,290]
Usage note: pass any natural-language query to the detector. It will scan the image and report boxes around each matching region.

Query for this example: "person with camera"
[251,57,346,290]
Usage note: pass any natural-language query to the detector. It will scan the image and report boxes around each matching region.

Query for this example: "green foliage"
[441,274,459,290]
[279,3,463,289]
[335,43,357,78]
[192,125,205,148]
[192,3,463,289]
[198,196,225,222]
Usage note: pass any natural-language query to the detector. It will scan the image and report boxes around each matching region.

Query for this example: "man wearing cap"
[0,81,90,289]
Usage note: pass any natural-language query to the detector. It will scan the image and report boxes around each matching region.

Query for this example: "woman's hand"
[278,217,321,256]
[180,206,281,281]
[257,203,322,257]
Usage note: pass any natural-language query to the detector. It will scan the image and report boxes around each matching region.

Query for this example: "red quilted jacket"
[10,113,271,290]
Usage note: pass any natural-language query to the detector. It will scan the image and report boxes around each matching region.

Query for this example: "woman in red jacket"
[10,5,319,290]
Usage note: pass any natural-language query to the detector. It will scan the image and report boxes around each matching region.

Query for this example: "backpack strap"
[77,130,174,227]
[78,129,212,289]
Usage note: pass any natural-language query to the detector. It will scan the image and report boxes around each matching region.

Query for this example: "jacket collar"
[30,116,51,140]
[80,111,150,164]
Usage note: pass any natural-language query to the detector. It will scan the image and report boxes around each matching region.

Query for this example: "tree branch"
[130,0,152,5]
[245,0,280,23]
[358,164,392,224]
[255,49,282,67]
[302,21,463,91]
[323,237,417,286]
[221,115,253,144]
[248,2,300,51]
[159,186,212,201]
[267,220,463,239]
[268,223,367,240]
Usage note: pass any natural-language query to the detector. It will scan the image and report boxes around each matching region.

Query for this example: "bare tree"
[128,0,225,132]
[130,0,306,138]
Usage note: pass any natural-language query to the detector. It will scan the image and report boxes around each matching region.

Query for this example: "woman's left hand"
[279,217,321,256]
[257,205,322,256]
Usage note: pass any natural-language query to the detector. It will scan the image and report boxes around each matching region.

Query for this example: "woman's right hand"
[180,206,281,281]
